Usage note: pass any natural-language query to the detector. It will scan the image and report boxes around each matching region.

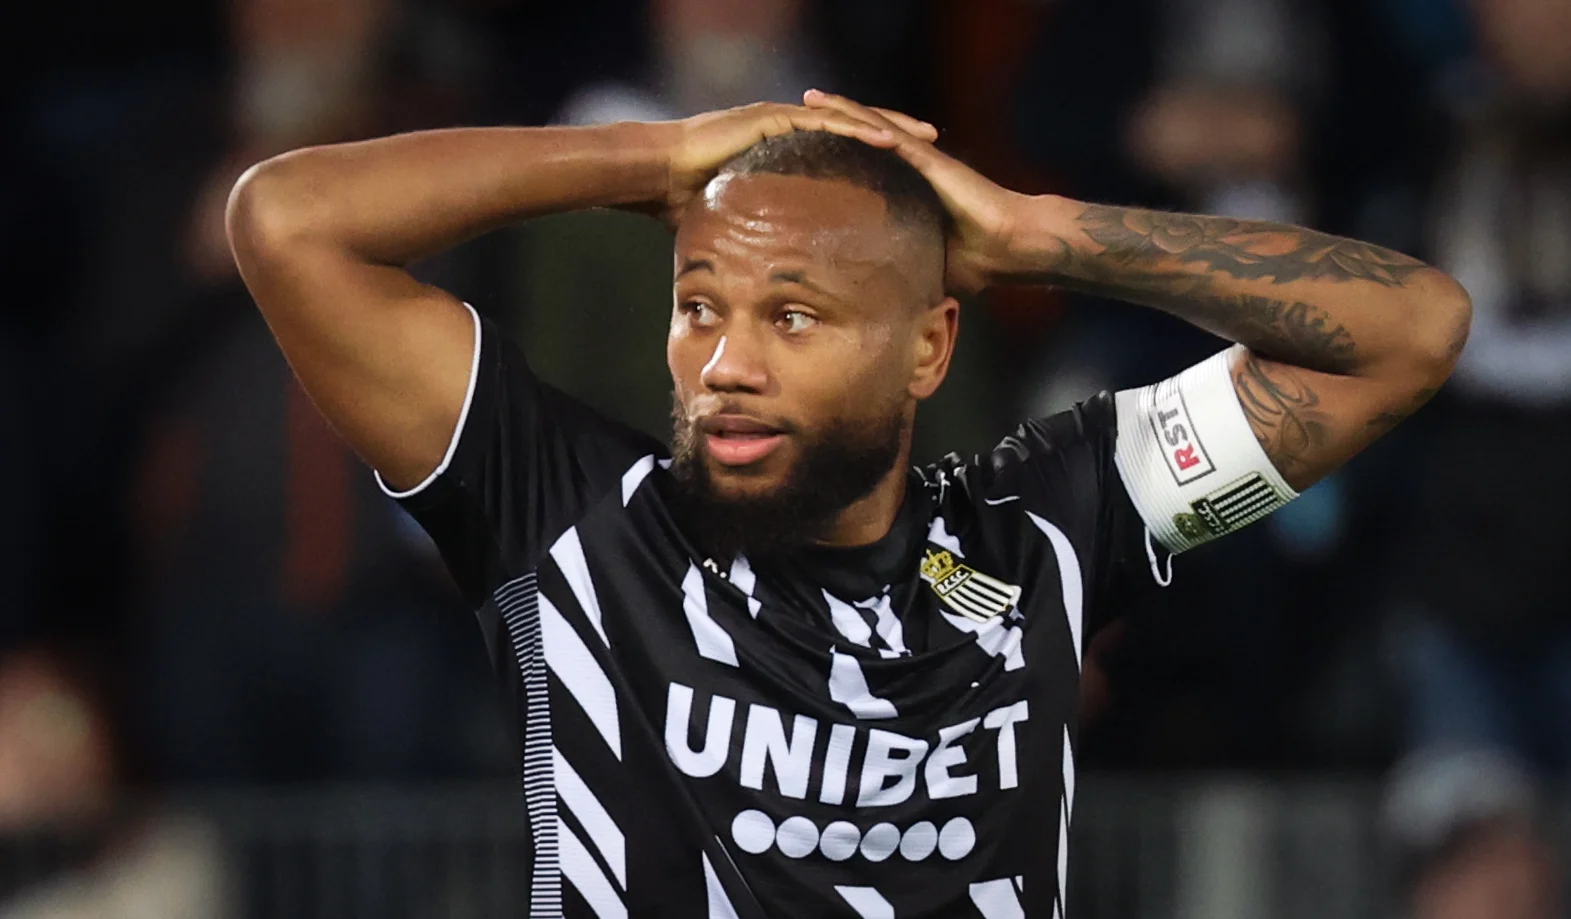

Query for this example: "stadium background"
[2,0,1567,915]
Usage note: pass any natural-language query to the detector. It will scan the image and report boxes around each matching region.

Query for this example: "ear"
[908,297,960,401]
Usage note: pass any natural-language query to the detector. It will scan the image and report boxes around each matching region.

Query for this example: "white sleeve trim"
[1112,346,1299,553]
[374,302,483,499]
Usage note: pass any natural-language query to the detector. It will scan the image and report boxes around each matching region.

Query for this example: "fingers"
[760,104,897,148]
[802,90,939,142]
[872,107,940,142]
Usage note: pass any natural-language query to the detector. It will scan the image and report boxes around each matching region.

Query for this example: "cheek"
[781,335,904,420]
[667,326,700,393]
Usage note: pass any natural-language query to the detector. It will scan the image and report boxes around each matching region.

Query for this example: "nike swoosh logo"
[984,495,1021,505]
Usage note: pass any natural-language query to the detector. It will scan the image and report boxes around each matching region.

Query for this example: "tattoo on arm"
[1364,386,1441,436]
[1177,294,1358,375]
[1029,204,1435,377]
[1232,353,1335,482]
[1077,205,1429,288]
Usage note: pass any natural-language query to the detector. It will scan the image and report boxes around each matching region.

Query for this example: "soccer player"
[226,92,1471,918]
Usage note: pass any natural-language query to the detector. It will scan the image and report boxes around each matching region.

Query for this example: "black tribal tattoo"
[1021,205,1433,376]
[1076,206,1430,288]
[1232,354,1336,481]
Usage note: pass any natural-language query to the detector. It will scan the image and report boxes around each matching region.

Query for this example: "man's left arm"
[798,90,1473,494]
[999,197,1473,491]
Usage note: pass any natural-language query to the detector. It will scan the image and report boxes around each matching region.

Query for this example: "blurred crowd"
[3,0,1570,915]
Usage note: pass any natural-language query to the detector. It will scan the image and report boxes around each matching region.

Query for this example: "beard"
[668,395,906,561]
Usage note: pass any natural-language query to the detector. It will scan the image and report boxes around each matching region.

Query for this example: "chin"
[702,460,791,498]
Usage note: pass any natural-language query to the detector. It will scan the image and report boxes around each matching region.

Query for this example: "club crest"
[920,549,1022,622]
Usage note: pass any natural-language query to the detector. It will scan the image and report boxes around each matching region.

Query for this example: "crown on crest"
[920,549,957,582]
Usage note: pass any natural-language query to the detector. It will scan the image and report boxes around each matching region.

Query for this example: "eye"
[777,309,818,334]
[679,300,720,328]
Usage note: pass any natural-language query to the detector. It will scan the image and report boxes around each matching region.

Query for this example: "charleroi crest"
[920,549,1023,622]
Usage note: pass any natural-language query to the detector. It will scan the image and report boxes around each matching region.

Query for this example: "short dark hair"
[717,131,950,245]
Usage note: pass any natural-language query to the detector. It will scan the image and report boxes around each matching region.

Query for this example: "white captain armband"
[1113,346,1299,553]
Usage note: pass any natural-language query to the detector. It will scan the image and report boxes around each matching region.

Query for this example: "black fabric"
[392,320,1164,918]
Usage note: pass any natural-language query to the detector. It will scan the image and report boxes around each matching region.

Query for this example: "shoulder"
[919,393,1119,507]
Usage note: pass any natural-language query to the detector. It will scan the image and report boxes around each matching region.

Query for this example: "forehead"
[674,173,907,276]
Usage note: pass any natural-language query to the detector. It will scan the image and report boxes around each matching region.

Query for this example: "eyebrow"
[676,258,714,279]
[768,269,834,299]
[675,260,837,300]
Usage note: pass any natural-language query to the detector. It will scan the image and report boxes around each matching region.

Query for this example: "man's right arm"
[225,123,673,491]
[225,105,908,492]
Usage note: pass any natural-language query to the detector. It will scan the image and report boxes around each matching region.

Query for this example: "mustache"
[677,400,799,437]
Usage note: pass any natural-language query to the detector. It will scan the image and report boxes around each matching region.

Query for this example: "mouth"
[698,414,788,467]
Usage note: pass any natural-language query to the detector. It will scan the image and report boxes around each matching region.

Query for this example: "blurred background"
[2,0,1569,915]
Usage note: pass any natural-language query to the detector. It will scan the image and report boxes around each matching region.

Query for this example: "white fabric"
[1113,347,1298,553]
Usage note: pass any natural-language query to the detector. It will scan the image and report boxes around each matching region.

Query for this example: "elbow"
[1404,269,1473,387]
[224,149,333,263]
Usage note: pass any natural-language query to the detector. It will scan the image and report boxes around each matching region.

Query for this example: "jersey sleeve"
[374,304,663,605]
[993,393,1172,639]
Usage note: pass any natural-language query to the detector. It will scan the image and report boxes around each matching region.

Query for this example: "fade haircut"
[717,131,951,253]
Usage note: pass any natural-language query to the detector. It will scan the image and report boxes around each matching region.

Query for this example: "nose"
[699,332,770,394]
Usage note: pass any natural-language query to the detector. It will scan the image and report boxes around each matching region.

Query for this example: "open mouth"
[699,415,787,467]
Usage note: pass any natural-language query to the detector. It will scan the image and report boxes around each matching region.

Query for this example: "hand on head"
[660,93,1028,296]
[799,91,1030,296]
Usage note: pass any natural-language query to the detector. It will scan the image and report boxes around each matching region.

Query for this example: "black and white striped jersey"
[383,308,1173,919]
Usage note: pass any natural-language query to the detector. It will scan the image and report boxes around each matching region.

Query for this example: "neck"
[813,444,912,548]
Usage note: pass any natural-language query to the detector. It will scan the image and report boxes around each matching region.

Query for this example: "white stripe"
[541,594,621,759]
[939,611,1025,671]
[1056,798,1071,917]
[1027,513,1084,668]
[495,573,562,919]
[828,649,897,719]
[944,588,1004,621]
[559,817,627,919]
[703,853,741,919]
[861,594,908,656]
[969,879,1026,919]
[621,454,657,506]
[835,887,895,919]
[376,302,483,498]
[555,748,625,888]
[729,556,761,618]
[1062,725,1077,815]
[682,564,739,666]
[550,528,608,646]
[825,591,873,647]
[927,515,965,557]
[1057,727,1076,918]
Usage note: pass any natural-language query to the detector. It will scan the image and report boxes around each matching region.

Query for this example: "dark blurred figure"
[1378,0,1571,911]
[1383,750,1561,919]
[0,647,235,918]
[102,0,509,785]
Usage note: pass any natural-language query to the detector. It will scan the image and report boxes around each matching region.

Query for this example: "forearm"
[1003,195,1471,380]
[227,122,671,267]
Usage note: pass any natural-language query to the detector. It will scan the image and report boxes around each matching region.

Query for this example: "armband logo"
[1173,512,1210,541]
[920,549,1022,622]
[1151,382,1215,486]
[1187,473,1286,536]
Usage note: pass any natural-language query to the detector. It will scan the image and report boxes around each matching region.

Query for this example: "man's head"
[666,131,958,558]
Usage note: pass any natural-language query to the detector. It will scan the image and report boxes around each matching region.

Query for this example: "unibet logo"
[664,683,1030,808]
[728,810,978,863]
